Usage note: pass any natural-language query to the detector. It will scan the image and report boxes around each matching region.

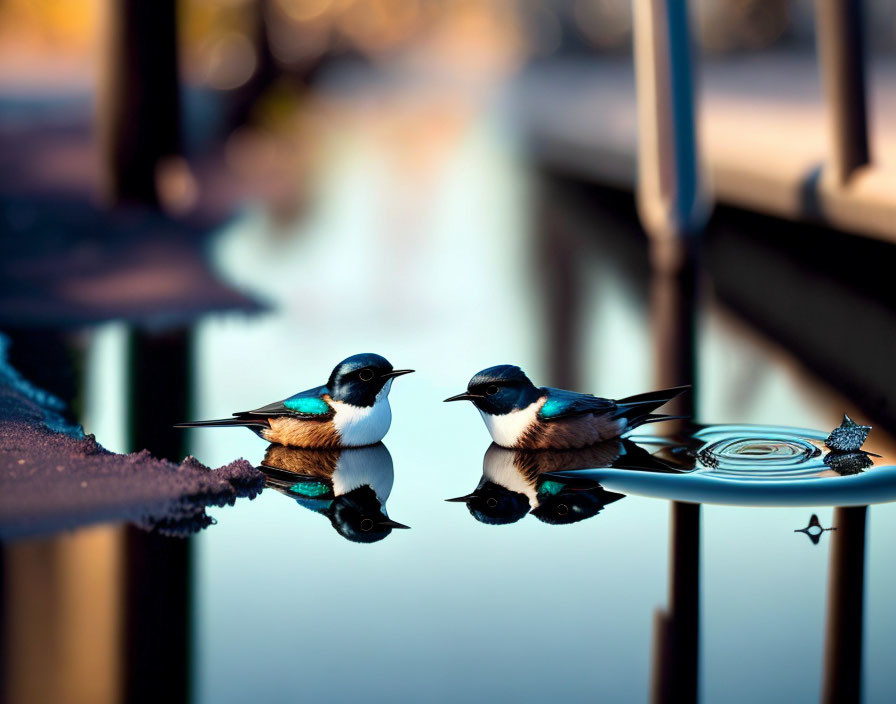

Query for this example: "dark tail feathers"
[611,385,690,429]
[173,417,268,429]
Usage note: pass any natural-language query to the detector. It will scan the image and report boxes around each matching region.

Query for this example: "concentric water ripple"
[697,435,824,479]
[552,425,896,506]
[690,425,828,480]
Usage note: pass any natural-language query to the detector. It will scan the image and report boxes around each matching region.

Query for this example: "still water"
[7,111,896,704]
[189,425,896,704]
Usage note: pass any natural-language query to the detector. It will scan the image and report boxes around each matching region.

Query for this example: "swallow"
[259,442,409,543]
[446,441,628,525]
[444,364,688,449]
[175,353,413,448]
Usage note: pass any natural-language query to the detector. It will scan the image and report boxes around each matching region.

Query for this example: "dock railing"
[634,0,878,245]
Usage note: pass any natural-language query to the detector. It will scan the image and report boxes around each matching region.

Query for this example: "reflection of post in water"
[821,506,867,704]
[0,295,194,704]
[1,528,123,704]
[651,501,700,704]
[127,328,192,462]
[639,5,702,691]
[649,239,699,419]
[535,177,585,390]
[123,327,192,704]
[634,0,707,419]
[3,3,193,703]
[101,0,193,696]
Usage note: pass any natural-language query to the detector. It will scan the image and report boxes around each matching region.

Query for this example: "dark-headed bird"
[446,442,627,525]
[175,353,413,448]
[259,442,409,543]
[444,365,688,450]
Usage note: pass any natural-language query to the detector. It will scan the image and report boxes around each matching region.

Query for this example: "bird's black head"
[445,481,530,525]
[326,485,410,543]
[530,480,625,525]
[444,365,541,415]
[327,353,413,407]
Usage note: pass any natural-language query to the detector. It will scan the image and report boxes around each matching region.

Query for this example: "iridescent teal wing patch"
[537,389,615,421]
[538,398,569,420]
[287,480,334,512]
[288,480,332,497]
[243,385,334,419]
[283,396,331,415]
[537,479,566,496]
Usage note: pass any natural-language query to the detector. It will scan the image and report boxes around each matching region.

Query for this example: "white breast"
[331,381,393,446]
[331,448,394,503]
[482,445,539,508]
[479,400,541,448]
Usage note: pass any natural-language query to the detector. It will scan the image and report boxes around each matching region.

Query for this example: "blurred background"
[3,1,896,703]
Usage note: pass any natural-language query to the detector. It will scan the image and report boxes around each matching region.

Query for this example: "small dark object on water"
[794,513,836,545]
[824,450,874,475]
[825,415,870,452]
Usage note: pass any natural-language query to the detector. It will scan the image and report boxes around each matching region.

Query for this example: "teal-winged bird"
[444,365,688,449]
[446,442,629,525]
[175,353,413,448]
[259,442,409,543]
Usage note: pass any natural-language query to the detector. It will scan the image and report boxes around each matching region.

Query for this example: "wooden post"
[815,0,871,186]
[122,329,193,704]
[634,0,705,417]
[821,505,867,704]
[651,501,700,704]
[98,0,182,206]
[633,0,709,261]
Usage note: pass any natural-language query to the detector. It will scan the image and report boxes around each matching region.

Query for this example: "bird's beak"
[380,518,411,529]
[445,493,477,502]
[382,369,414,379]
[443,392,478,402]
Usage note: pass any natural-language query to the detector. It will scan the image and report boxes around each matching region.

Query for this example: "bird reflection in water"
[823,450,876,475]
[258,442,409,543]
[446,441,644,525]
[794,514,836,545]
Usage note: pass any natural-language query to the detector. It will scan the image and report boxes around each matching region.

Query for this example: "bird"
[258,442,409,543]
[174,353,413,448]
[444,365,689,450]
[446,442,627,526]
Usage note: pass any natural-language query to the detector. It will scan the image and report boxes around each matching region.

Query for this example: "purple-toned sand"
[0,334,264,540]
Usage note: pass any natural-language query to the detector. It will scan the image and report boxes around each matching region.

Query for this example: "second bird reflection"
[258,443,409,543]
[446,442,632,526]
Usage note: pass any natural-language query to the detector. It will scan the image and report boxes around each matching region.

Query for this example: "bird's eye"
[556,504,569,516]
[359,369,375,382]
[360,518,374,532]
[486,497,498,508]
[486,385,499,395]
